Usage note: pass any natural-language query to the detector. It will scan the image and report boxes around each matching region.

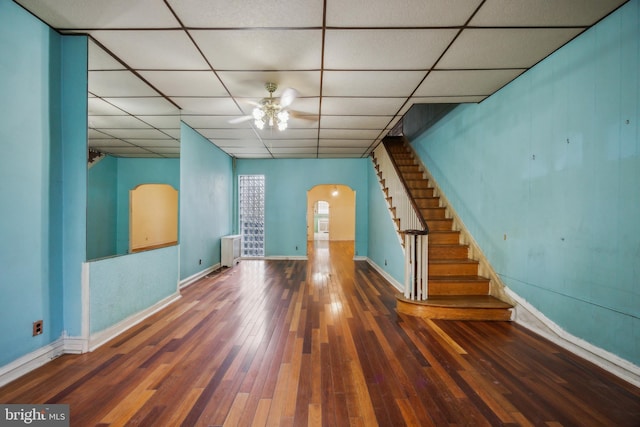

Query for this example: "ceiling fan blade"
[279,88,298,108]
[289,110,317,121]
[228,115,253,124]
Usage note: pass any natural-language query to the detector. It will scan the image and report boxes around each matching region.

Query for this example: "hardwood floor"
[1,240,639,426]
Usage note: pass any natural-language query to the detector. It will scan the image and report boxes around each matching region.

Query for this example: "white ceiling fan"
[229,82,312,131]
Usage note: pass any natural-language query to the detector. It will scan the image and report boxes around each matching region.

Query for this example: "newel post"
[403,230,429,301]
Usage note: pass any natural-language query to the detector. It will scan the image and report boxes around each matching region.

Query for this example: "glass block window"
[239,175,265,257]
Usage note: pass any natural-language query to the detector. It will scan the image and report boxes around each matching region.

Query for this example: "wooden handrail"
[381,136,429,233]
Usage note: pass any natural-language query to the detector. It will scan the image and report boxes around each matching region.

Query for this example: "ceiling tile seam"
[161,0,274,158]
[316,0,328,158]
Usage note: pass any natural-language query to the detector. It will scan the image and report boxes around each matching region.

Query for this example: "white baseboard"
[365,258,403,293]
[62,333,89,354]
[179,263,220,289]
[0,339,65,388]
[507,288,640,388]
[89,292,181,351]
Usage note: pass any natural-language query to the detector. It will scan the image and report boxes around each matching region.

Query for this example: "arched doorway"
[306,184,355,242]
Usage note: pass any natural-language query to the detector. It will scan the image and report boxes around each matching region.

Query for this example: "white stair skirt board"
[508,288,640,388]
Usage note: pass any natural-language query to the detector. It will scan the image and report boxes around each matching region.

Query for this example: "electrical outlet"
[199,259,202,265]
[33,320,43,336]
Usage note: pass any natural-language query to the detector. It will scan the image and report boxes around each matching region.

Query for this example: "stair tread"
[397,294,512,309]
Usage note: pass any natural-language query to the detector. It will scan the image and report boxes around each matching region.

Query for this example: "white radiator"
[221,235,241,267]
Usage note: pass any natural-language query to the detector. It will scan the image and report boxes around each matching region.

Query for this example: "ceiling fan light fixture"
[251,83,290,132]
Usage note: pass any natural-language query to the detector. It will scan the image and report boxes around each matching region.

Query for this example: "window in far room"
[239,175,265,257]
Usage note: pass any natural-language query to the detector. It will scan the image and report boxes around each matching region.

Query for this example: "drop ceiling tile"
[90,30,209,70]
[258,129,318,140]
[127,139,180,148]
[409,96,486,104]
[108,128,174,140]
[195,129,258,139]
[324,29,457,70]
[270,147,318,155]
[318,147,370,154]
[470,0,627,26]
[88,98,129,115]
[238,154,274,159]
[167,0,323,28]
[318,153,363,158]
[287,116,320,129]
[102,146,156,155]
[319,115,393,129]
[89,71,160,97]
[181,115,250,129]
[218,71,321,98]
[326,0,482,27]
[218,146,271,155]
[319,139,377,148]
[414,70,526,97]
[162,129,180,139]
[88,115,150,129]
[321,98,405,116]
[190,29,322,70]
[145,147,180,154]
[319,129,380,139]
[172,97,241,115]
[88,138,131,148]
[15,0,180,29]
[115,152,164,158]
[438,28,584,69]
[136,115,181,129]
[215,140,266,150]
[105,97,180,115]
[138,71,228,97]
[88,40,125,70]
[322,71,426,97]
[267,140,318,148]
[273,153,319,159]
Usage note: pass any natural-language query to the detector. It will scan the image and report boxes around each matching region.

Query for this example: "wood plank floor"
[1,240,639,426]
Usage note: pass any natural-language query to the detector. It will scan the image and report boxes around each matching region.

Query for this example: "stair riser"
[429,246,468,259]
[429,263,478,276]
[410,189,435,198]
[420,208,446,219]
[428,233,460,245]
[398,166,421,174]
[415,198,440,208]
[426,220,453,231]
[402,172,424,180]
[428,281,490,295]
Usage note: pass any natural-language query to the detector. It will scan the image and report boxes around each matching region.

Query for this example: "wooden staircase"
[378,138,513,321]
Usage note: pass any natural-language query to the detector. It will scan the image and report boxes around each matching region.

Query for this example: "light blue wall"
[115,158,180,254]
[87,156,179,259]
[180,123,233,280]
[410,0,639,365]
[88,246,179,334]
[235,158,370,258]
[60,35,88,338]
[367,163,405,285]
[0,2,86,364]
[87,156,118,260]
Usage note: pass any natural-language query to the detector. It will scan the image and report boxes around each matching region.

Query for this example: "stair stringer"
[404,142,516,309]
